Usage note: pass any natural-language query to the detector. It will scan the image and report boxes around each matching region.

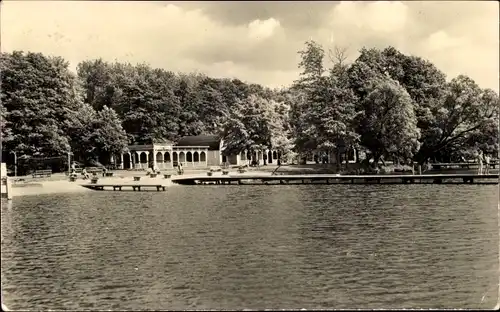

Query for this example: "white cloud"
[0,1,498,92]
[329,1,409,33]
[364,1,409,33]
[424,31,468,53]
[247,18,281,40]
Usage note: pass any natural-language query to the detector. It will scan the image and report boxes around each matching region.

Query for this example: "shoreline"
[6,169,273,198]
[5,165,497,198]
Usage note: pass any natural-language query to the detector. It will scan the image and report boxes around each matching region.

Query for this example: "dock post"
[418,165,422,175]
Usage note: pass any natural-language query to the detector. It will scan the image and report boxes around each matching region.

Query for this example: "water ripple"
[1,184,498,310]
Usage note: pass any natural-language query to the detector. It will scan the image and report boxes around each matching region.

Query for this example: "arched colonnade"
[235,149,282,165]
[118,148,208,170]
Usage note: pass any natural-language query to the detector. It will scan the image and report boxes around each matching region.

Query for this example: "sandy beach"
[8,163,484,198]
[7,167,278,198]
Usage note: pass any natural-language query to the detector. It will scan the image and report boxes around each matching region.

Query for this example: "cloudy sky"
[2,1,498,91]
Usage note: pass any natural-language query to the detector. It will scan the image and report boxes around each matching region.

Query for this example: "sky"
[1,1,499,92]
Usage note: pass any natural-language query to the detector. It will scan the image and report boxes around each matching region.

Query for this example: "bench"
[149,173,158,178]
[105,172,114,177]
[134,176,141,181]
[32,170,52,178]
[222,170,229,175]
[164,174,172,179]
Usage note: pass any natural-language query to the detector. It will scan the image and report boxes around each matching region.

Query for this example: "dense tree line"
[0,43,497,171]
[287,41,498,167]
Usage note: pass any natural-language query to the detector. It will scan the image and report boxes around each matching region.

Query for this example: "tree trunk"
[336,150,341,172]
[373,153,381,169]
[344,150,349,171]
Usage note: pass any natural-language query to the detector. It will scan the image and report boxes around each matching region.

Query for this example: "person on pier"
[484,153,491,174]
[477,151,484,175]
[177,162,184,175]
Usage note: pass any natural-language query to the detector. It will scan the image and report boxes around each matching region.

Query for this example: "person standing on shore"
[484,153,491,174]
[477,151,483,175]
[82,167,90,179]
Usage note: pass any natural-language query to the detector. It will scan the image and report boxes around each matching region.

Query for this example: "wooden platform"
[81,184,167,191]
[432,162,498,169]
[171,174,499,186]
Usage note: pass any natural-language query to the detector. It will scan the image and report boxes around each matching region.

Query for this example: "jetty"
[171,173,499,185]
[81,184,167,191]
[431,161,498,169]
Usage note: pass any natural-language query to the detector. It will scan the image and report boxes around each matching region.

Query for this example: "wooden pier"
[431,161,498,169]
[171,173,499,186]
[81,184,167,191]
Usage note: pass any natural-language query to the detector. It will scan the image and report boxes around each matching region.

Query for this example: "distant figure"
[71,161,76,172]
[81,168,90,179]
[484,153,491,174]
[477,151,483,175]
[461,156,467,163]
[177,162,184,175]
[102,167,107,177]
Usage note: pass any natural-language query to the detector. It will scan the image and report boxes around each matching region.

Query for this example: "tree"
[221,94,274,156]
[291,41,359,166]
[346,46,499,164]
[357,77,421,166]
[77,58,113,111]
[92,106,129,162]
[414,76,499,163]
[0,103,13,145]
[65,104,128,163]
[290,40,326,156]
[175,73,205,137]
[0,51,83,157]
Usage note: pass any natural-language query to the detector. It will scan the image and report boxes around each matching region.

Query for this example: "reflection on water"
[1,184,499,310]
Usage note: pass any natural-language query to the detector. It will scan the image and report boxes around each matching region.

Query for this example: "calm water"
[1,184,499,310]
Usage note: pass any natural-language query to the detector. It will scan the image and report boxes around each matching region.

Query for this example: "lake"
[1,184,498,310]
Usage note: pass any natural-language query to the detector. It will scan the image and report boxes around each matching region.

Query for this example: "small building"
[115,135,284,170]
[117,138,209,170]
[175,135,222,167]
[174,135,283,167]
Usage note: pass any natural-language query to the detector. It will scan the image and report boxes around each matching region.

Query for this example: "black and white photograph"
[0,0,499,310]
